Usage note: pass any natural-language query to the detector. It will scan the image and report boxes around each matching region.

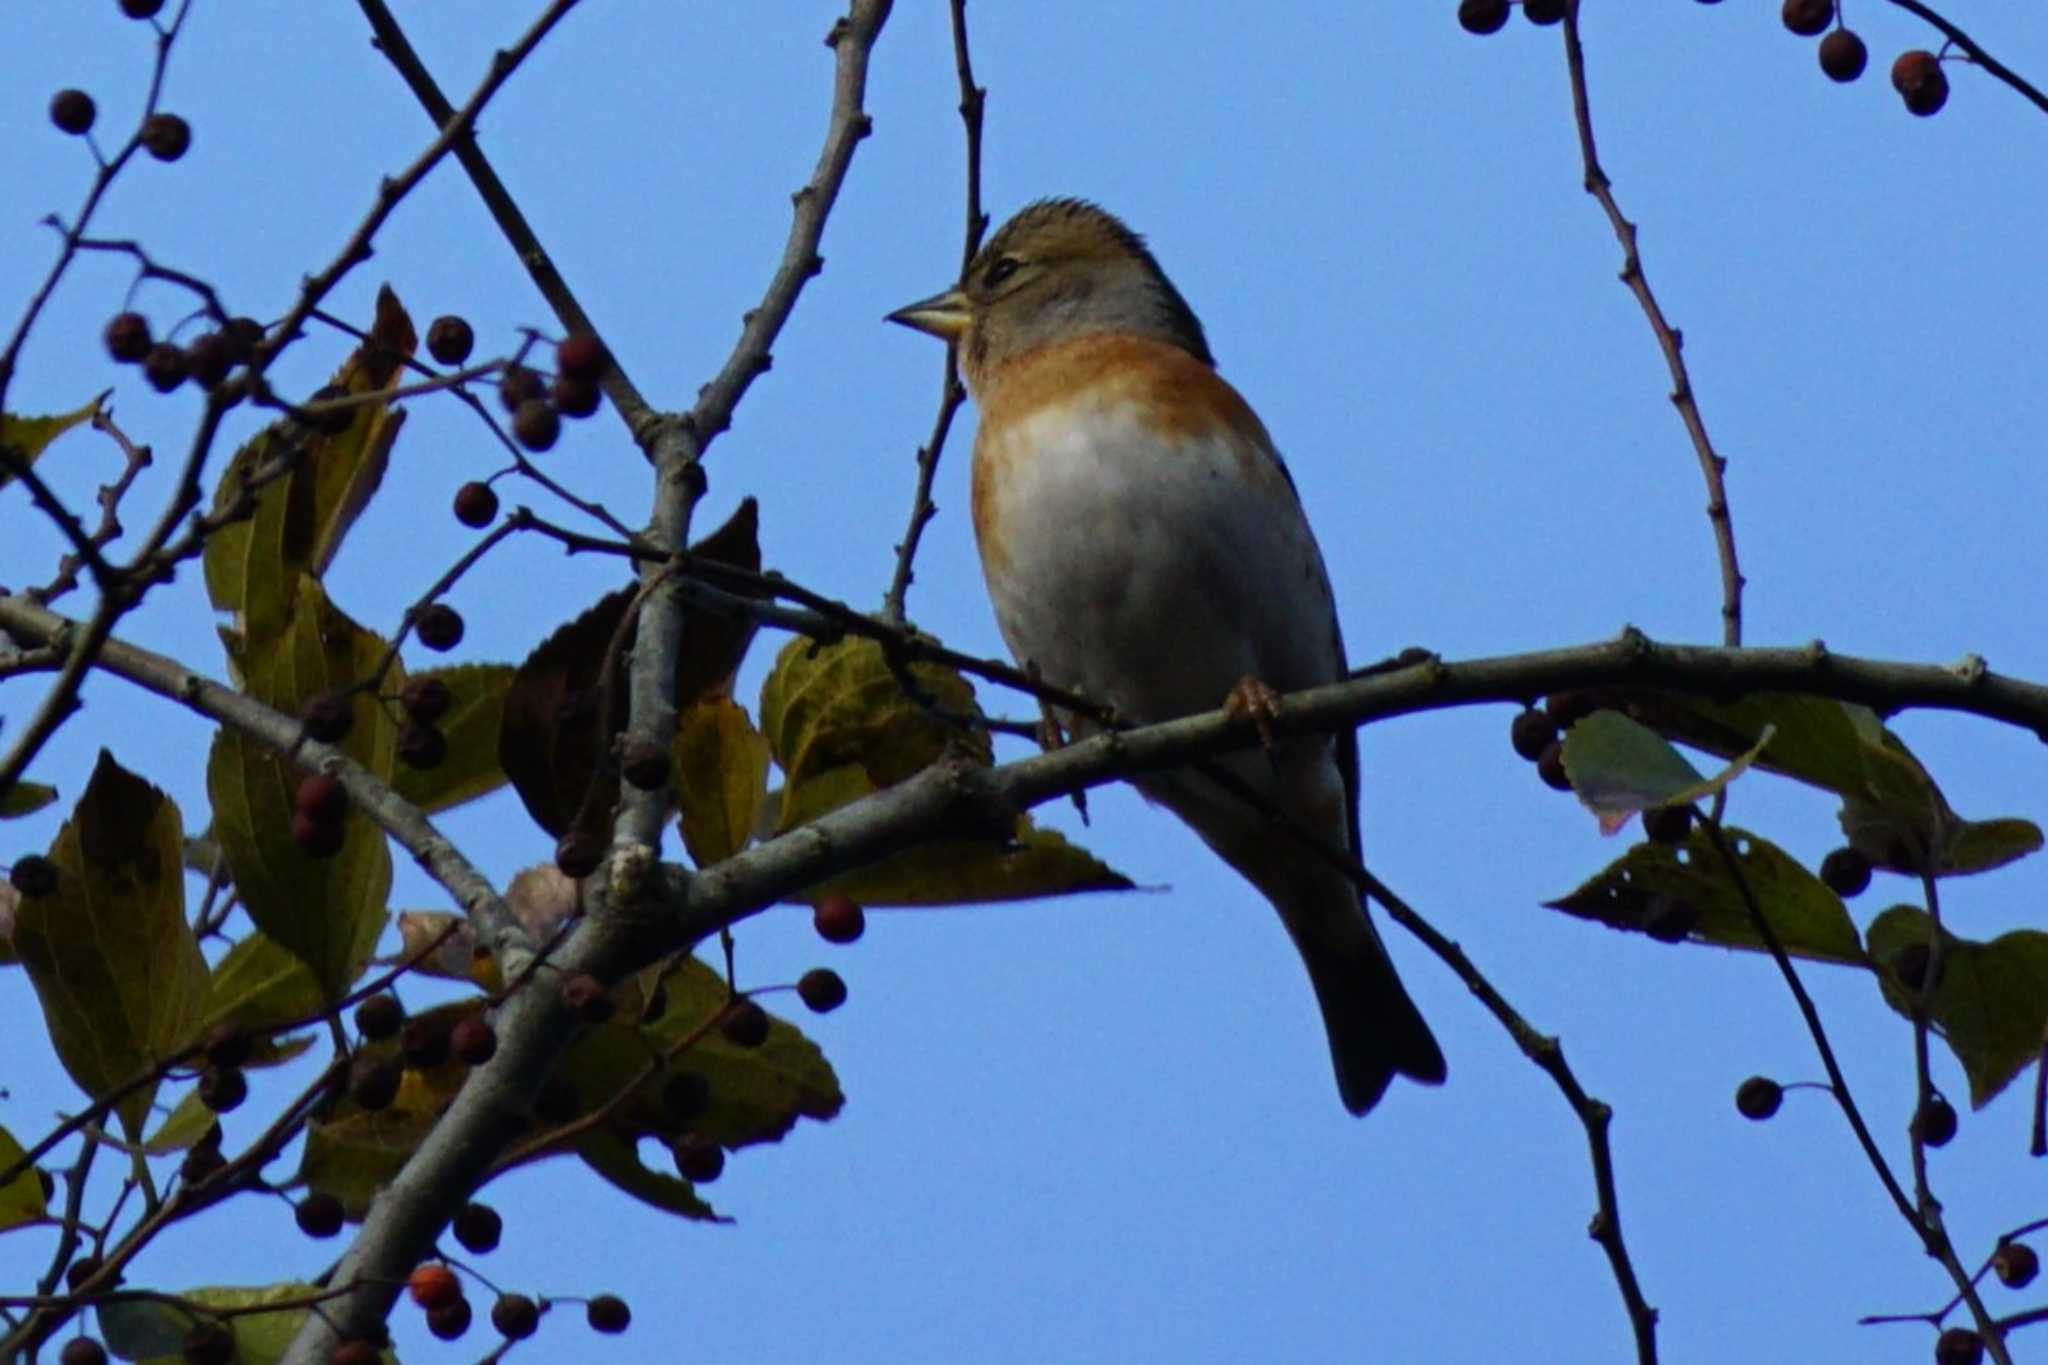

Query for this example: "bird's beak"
[885,286,971,341]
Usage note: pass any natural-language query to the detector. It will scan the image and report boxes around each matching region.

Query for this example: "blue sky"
[6,3,2048,1361]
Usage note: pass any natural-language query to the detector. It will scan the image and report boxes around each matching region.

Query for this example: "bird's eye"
[982,255,1021,289]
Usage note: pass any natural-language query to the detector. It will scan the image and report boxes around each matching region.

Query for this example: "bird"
[887,198,1446,1115]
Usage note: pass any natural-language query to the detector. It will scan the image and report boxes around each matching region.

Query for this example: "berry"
[222,316,266,361]
[141,112,191,162]
[292,808,345,857]
[1458,0,1509,34]
[661,1070,711,1124]
[1892,50,1949,116]
[120,0,166,16]
[143,342,189,394]
[452,1201,502,1254]
[60,1339,109,1365]
[1818,847,1871,898]
[1893,941,1939,994]
[295,773,348,824]
[555,333,607,382]
[197,1065,247,1114]
[497,364,545,412]
[561,973,614,1023]
[1641,893,1697,944]
[1509,707,1557,762]
[451,1015,497,1066]
[586,1294,631,1335]
[1536,740,1572,793]
[512,398,560,453]
[203,1023,252,1070]
[674,1132,725,1184]
[1936,1327,1986,1365]
[555,830,604,879]
[353,993,403,1041]
[301,691,354,743]
[348,1055,401,1111]
[813,892,865,944]
[104,312,152,363]
[551,375,602,418]
[720,999,770,1049]
[1642,804,1692,845]
[181,1321,233,1365]
[50,89,96,136]
[1994,1241,2040,1289]
[414,603,464,652]
[179,1143,225,1186]
[1523,0,1565,24]
[425,315,474,367]
[399,721,452,771]
[1818,28,1867,82]
[185,332,234,390]
[401,1016,451,1069]
[65,1257,102,1291]
[305,384,354,435]
[452,480,499,528]
[407,1263,461,1311]
[619,734,670,791]
[797,967,848,1013]
[491,1294,540,1340]
[1780,0,1831,37]
[426,1296,472,1341]
[1735,1076,1782,1120]
[9,855,58,897]
[295,1191,345,1238]
[400,676,452,724]
[1913,1095,1958,1148]
[329,1343,382,1365]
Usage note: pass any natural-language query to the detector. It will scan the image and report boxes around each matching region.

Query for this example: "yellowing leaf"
[0,394,102,490]
[0,1125,46,1230]
[12,752,208,1138]
[391,662,513,813]
[1,780,59,819]
[674,698,771,866]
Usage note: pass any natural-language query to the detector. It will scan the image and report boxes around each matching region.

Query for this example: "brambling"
[889,198,1445,1115]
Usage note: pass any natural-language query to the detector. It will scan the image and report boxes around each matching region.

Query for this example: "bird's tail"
[1284,878,1446,1116]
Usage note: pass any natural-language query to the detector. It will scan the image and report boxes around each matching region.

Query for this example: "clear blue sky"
[6,3,2048,1361]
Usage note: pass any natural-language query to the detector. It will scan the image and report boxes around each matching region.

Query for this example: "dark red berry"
[425,315,475,367]
[182,1321,233,1365]
[451,1015,497,1066]
[9,855,58,897]
[399,676,452,724]
[1780,0,1831,37]
[353,993,403,1041]
[407,1263,461,1310]
[497,364,545,412]
[104,312,152,363]
[1818,846,1871,898]
[65,1257,102,1291]
[197,1065,247,1114]
[1913,1095,1958,1148]
[551,375,601,419]
[491,1294,540,1340]
[295,773,348,824]
[674,1132,725,1184]
[1642,804,1692,845]
[1509,708,1557,762]
[720,999,770,1049]
[329,1343,382,1365]
[295,1191,345,1238]
[797,967,848,1013]
[348,1055,401,1111]
[1536,740,1572,793]
[561,973,614,1023]
[813,893,865,944]
[203,1023,252,1071]
[1994,1241,2040,1289]
[301,691,354,743]
[305,384,354,435]
[1458,0,1510,34]
[586,1294,631,1335]
[60,1338,109,1365]
[1735,1076,1783,1120]
[414,603,464,652]
[179,1143,226,1186]
[1818,28,1867,81]
[222,316,265,361]
[429,1296,473,1341]
[452,481,498,528]
[185,332,234,390]
[554,830,604,879]
[143,343,189,393]
[400,1016,451,1069]
[555,333,606,382]
[50,89,96,136]
[1936,1327,1986,1365]
[120,0,166,16]
[140,112,191,162]
[1892,50,1949,116]
[292,808,345,857]
[512,399,560,453]
[1522,0,1565,24]
[452,1201,502,1254]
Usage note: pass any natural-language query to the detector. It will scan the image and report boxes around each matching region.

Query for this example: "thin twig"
[1882,0,2048,116]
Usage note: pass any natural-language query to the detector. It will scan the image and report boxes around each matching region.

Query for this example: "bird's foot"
[1224,674,1283,752]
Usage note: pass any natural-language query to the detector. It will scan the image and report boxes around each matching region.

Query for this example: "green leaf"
[208,579,393,999]
[1,781,59,819]
[0,395,102,490]
[203,289,414,649]
[577,1126,724,1223]
[1866,906,2048,1108]
[198,931,330,1035]
[1942,817,2045,876]
[12,752,208,1138]
[0,1124,46,1230]
[99,1281,392,1365]
[674,697,772,866]
[1544,825,1864,964]
[1560,710,1770,833]
[391,662,513,813]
